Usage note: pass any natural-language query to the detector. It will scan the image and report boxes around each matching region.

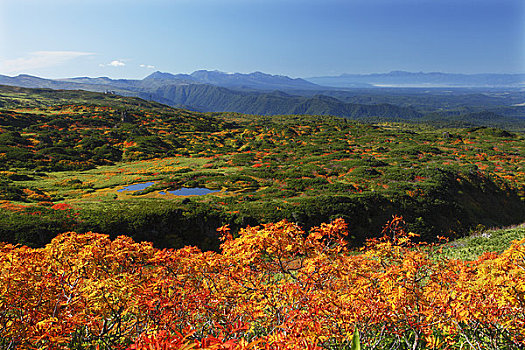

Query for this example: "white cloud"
[140,64,156,69]
[99,59,126,67]
[109,60,126,67]
[0,51,94,74]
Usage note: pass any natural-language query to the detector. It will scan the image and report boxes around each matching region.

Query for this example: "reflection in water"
[117,182,155,192]
[160,187,219,196]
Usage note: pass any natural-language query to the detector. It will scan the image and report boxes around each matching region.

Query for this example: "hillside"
[2,217,524,349]
[144,84,423,119]
[0,86,523,250]
[441,223,525,260]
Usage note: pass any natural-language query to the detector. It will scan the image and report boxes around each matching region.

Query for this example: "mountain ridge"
[307,71,525,88]
[1,70,524,124]
[0,72,421,120]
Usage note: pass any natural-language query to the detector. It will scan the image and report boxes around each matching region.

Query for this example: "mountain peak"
[144,71,177,80]
[187,70,319,90]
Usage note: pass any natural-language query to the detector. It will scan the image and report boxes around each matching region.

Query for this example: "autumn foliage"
[0,217,524,349]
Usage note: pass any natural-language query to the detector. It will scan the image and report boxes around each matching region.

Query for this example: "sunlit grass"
[441,224,525,260]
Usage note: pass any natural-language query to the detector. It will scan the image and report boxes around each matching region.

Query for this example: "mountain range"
[0,70,523,123]
[61,70,322,91]
[0,71,421,119]
[307,71,525,88]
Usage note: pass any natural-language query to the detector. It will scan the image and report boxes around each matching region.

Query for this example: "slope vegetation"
[0,86,523,249]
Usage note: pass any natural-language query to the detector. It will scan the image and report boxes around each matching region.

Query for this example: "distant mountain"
[65,70,323,91]
[0,74,110,91]
[0,72,421,120]
[2,70,523,123]
[145,83,422,119]
[142,71,196,83]
[307,71,525,88]
[187,70,322,90]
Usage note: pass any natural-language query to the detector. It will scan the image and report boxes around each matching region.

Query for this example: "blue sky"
[0,0,523,79]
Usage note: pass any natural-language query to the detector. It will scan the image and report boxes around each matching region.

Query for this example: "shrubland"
[0,86,524,248]
[0,86,524,349]
[0,217,523,349]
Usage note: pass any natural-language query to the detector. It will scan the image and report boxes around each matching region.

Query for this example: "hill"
[143,84,422,119]
[0,86,523,250]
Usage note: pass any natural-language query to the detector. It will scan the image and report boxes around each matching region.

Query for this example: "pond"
[117,182,155,192]
[159,187,219,196]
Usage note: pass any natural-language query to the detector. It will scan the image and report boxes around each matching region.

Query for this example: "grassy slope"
[441,224,525,260]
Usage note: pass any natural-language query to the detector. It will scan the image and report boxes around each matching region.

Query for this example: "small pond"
[160,187,219,196]
[117,182,155,192]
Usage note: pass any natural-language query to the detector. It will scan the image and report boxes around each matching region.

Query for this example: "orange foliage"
[0,218,523,349]
[51,203,74,211]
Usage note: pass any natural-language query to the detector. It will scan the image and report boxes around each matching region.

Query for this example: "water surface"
[160,187,219,196]
[117,182,155,192]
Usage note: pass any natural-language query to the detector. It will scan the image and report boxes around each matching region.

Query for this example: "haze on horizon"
[0,0,523,80]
